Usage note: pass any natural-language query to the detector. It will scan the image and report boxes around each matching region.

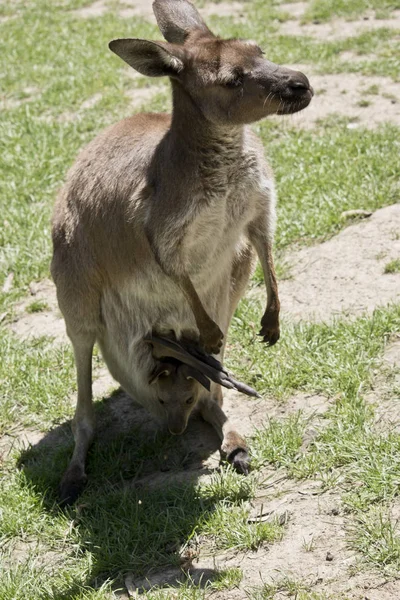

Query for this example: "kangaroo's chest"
[184,153,266,266]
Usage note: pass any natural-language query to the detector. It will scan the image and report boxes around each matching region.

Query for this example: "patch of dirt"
[221,390,329,440]
[192,479,400,599]
[124,84,164,108]
[280,1,308,20]
[72,0,155,19]
[199,1,246,21]
[73,0,246,22]
[1,86,41,111]
[2,538,64,575]
[275,70,400,129]
[280,10,400,41]
[0,427,46,461]
[10,279,67,342]
[266,204,400,322]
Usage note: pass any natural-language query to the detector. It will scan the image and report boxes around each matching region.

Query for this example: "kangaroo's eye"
[224,76,243,89]
[186,397,194,405]
[159,398,165,405]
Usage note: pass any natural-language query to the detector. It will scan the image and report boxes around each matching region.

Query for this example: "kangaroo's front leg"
[145,222,223,354]
[170,272,224,354]
[248,223,280,346]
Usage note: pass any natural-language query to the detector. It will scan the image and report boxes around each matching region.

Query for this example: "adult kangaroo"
[51,0,313,505]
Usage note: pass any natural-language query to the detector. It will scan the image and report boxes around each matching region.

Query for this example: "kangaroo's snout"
[273,68,313,114]
[287,72,314,96]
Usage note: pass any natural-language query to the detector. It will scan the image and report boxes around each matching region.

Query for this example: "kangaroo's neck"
[168,80,244,160]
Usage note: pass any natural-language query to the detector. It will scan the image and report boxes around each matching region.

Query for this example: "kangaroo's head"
[148,360,209,435]
[109,0,313,126]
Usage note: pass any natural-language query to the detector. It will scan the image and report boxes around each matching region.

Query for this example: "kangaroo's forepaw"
[200,321,224,355]
[227,448,251,475]
[259,310,280,346]
[59,465,87,508]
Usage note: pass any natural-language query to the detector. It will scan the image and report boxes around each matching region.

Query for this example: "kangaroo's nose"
[288,73,314,96]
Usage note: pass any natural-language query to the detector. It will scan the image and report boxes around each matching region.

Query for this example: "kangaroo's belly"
[96,242,241,406]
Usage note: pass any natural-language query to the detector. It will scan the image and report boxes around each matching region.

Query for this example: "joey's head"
[109,0,313,126]
[149,360,210,435]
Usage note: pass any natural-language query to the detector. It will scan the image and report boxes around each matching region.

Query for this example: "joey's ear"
[153,0,214,44]
[149,362,173,385]
[179,365,211,392]
[109,38,184,78]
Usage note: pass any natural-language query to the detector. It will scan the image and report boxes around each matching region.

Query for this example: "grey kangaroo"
[51,0,313,505]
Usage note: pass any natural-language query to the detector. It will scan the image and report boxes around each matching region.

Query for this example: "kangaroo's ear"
[109,38,184,78]
[153,0,214,44]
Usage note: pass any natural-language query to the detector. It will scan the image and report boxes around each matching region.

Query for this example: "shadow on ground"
[17,388,230,597]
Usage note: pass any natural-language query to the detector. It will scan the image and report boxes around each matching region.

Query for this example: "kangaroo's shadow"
[18,388,230,596]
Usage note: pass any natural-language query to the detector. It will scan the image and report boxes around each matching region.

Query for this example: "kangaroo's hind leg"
[52,249,102,505]
[200,243,256,474]
[58,329,96,506]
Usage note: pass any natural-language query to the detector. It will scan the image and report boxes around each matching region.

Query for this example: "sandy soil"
[73,0,246,21]
[265,204,400,323]
[275,70,400,129]
[280,7,400,41]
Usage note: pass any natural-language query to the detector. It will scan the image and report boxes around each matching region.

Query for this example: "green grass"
[0,336,75,433]
[384,259,400,274]
[26,299,49,313]
[228,301,400,399]
[303,0,400,23]
[1,0,400,598]
[251,579,338,599]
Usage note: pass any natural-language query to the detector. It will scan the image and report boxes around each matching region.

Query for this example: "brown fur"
[51,0,313,505]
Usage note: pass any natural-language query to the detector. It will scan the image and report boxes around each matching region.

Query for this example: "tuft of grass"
[384,259,400,274]
[364,84,380,95]
[350,505,400,575]
[26,299,49,313]
[250,577,337,599]
[202,502,284,551]
[251,413,307,469]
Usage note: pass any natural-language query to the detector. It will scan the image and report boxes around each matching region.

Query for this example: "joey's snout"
[168,414,188,436]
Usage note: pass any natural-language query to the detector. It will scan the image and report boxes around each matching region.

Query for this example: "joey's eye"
[186,397,194,405]
[159,398,165,405]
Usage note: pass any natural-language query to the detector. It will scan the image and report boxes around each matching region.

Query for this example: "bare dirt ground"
[280,6,400,40]
[276,70,400,129]
[73,0,246,21]
[277,4,400,129]
[271,204,400,323]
